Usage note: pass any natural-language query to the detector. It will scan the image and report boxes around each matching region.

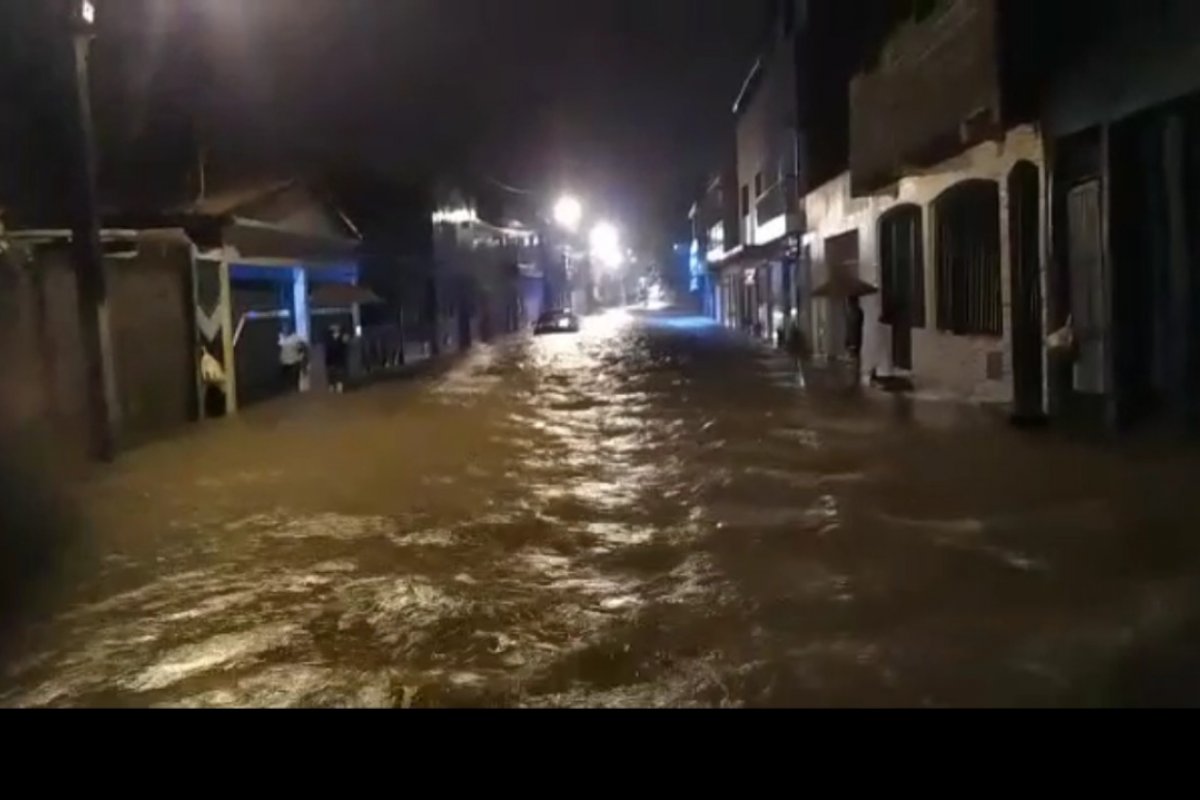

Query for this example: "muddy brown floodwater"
[5,308,1200,707]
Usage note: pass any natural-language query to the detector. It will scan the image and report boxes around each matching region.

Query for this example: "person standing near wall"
[325,323,349,394]
[199,345,227,418]
[786,312,811,388]
[846,296,865,387]
[278,324,308,393]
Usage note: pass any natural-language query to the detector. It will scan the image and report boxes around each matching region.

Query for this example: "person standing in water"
[785,313,810,388]
[325,324,350,394]
[846,296,865,387]
[199,345,227,418]
[278,324,308,392]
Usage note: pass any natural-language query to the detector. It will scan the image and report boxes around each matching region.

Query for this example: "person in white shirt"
[199,345,227,417]
[278,325,308,391]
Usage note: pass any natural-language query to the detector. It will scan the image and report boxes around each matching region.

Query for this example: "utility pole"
[63,0,118,460]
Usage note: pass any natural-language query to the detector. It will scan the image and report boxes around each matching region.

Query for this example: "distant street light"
[590,221,624,271]
[553,195,583,233]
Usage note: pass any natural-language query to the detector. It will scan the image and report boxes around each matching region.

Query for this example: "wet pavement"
[5,308,1200,708]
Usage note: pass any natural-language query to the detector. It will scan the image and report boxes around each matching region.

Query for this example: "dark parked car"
[534,310,581,335]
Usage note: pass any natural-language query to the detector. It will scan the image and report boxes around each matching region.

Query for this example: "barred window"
[879,204,926,328]
[934,180,1002,337]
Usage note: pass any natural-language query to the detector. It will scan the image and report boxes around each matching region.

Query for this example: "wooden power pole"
[64,0,119,460]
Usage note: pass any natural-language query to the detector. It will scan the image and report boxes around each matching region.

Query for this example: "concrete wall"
[851,0,1002,193]
[106,242,197,445]
[805,124,1045,405]
[1,238,196,454]
[0,247,80,437]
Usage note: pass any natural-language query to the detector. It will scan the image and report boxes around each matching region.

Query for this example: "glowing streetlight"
[553,195,583,232]
[590,221,624,270]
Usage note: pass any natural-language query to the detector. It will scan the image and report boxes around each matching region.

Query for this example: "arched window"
[934,180,1002,336]
[878,204,926,328]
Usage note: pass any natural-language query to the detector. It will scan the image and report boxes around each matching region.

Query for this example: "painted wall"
[0,246,84,439]
[107,242,197,445]
[805,125,1045,404]
[0,238,196,454]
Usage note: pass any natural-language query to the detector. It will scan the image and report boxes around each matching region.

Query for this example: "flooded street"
[5,308,1200,708]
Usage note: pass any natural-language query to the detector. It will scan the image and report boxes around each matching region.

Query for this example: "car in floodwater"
[534,310,581,335]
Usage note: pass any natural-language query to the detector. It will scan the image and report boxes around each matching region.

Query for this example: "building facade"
[1040,0,1200,431]
[180,181,365,410]
[431,188,539,351]
[693,0,1200,432]
[807,126,1044,406]
[797,0,1049,414]
[691,165,739,325]
[711,1,806,345]
[708,0,894,347]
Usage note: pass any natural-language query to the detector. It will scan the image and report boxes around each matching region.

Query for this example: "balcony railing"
[755,177,798,225]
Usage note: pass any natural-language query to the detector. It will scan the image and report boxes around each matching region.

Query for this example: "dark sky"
[82,0,768,239]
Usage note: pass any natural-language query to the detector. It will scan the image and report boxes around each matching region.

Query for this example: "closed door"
[880,206,923,371]
[1067,181,1109,396]
[825,232,860,357]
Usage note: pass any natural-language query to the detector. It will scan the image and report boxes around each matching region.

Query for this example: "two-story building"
[711,0,807,344]
[431,187,538,352]
[691,164,740,327]
[326,169,436,369]
[802,0,1047,416]
[706,0,892,346]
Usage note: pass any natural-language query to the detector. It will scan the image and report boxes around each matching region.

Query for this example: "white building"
[805,0,1048,414]
[806,126,1045,404]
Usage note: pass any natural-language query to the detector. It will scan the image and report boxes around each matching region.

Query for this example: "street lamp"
[553,195,583,233]
[589,221,624,270]
[68,0,97,29]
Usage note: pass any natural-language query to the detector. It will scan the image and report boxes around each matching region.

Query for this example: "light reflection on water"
[6,309,1200,707]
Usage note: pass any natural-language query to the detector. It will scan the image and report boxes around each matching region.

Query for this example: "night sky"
[56,0,770,239]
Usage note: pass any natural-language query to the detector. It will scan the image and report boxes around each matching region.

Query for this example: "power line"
[485,175,537,196]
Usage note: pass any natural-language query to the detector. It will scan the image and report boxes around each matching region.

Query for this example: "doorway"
[823,231,861,359]
[879,205,924,371]
[1066,179,1110,409]
[1008,161,1045,420]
